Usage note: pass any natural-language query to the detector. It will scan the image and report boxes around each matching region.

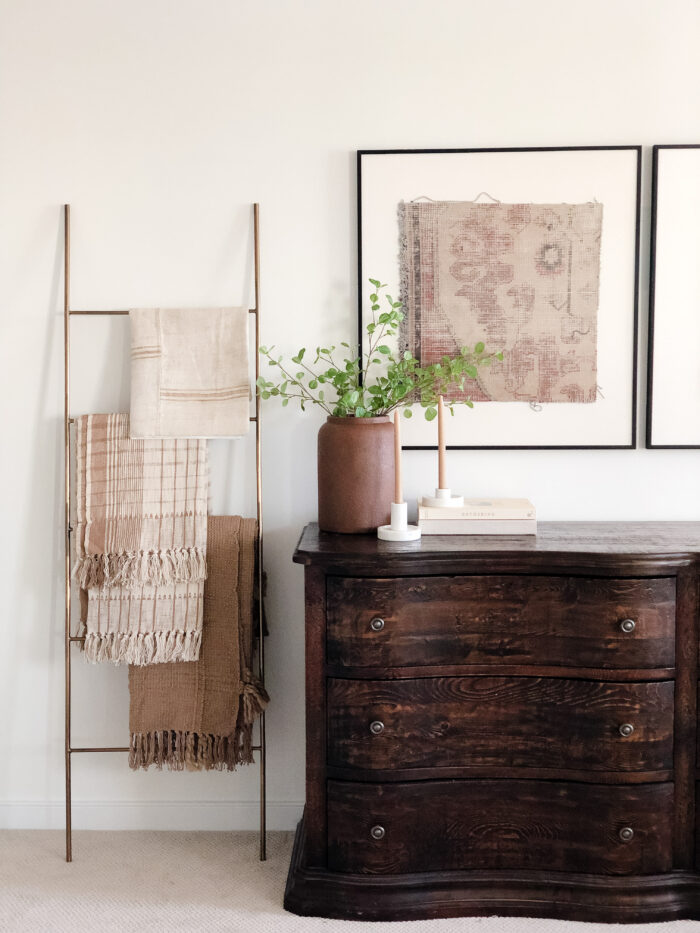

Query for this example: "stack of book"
[417,498,537,535]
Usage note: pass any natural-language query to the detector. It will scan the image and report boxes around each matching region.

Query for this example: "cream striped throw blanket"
[129,308,250,439]
[74,413,208,664]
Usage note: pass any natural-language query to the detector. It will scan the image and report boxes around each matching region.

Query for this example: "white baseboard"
[0,800,303,831]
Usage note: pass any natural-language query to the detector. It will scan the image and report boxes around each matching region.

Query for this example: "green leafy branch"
[258,279,503,419]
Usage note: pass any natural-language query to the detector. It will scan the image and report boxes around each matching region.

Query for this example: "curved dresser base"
[284,818,700,923]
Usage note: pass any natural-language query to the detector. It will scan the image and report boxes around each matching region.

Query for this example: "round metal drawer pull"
[369,720,385,735]
[620,619,636,634]
[369,617,385,632]
[618,723,635,738]
[619,826,634,843]
[370,825,386,840]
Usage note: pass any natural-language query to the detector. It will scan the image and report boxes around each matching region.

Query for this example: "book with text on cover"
[418,518,537,535]
[418,497,536,521]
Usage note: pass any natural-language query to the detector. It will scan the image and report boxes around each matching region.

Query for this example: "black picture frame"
[646,144,700,448]
[358,146,641,450]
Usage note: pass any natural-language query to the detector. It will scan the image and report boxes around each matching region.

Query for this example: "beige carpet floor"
[0,830,698,933]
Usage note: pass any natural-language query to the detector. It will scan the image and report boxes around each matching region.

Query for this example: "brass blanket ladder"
[62,203,267,862]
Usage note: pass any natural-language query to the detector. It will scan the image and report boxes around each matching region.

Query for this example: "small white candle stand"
[378,501,421,541]
[421,395,464,508]
[421,487,465,509]
[378,410,421,541]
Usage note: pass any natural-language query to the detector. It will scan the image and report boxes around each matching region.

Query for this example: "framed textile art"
[358,147,641,449]
[646,144,700,448]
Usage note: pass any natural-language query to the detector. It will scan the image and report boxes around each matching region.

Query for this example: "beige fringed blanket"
[83,580,204,665]
[74,413,208,665]
[128,516,269,770]
[74,413,208,589]
[129,308,250,439]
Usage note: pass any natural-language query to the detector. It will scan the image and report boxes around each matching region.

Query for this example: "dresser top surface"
[293,522,700,567]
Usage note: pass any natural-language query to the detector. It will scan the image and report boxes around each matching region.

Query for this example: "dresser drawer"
[327,779,674,875]
[327,677,674,775]
[326,575,676,670]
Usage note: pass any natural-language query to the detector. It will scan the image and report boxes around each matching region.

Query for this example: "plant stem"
[271,358,333,414]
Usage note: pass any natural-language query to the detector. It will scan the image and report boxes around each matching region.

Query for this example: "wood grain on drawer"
[326,575,676,670]
[327,779,674,875]
[327,677,674,775]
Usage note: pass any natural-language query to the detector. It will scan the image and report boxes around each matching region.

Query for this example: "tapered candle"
[437,395,447,489]
[394,410,403,504]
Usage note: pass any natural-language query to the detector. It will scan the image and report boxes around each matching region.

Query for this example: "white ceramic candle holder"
[421,488,465,508]
[377,501,421,541]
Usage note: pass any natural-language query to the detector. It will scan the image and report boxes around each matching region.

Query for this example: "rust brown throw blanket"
[128,516,269,770]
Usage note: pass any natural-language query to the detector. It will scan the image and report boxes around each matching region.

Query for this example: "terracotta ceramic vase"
[317,416,395,533]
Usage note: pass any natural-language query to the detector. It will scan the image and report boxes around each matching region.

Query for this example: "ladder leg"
[259,711,266,860]
[64,203,73,863]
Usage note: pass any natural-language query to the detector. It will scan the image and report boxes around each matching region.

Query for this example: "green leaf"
[282,397,289,407]
[369,278,380,287]
[465,365,477,379]
[309,380,318,389]
[296,372,304,379]
[475,342,485,354]
[377,345,391,354]
[355,405,367,417]
[256,376,266,388]
[378,313,390,324]
[370,294,378,302]
[425,407,437,421]
[403,408,413,418]
[466,400,474,408]
[496,351,504,360]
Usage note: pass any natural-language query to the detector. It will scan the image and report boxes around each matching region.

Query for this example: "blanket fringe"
[129,676,269,771]
[129,729,257,772]
[83,629,202,666]
[73,546,208,590]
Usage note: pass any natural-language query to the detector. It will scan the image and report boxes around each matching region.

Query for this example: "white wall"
[1,0,699,831]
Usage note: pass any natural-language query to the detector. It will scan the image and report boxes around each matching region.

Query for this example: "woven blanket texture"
[128,515,269,770]
[73,413,208,589]
[74,413,208,665]
[129,307,250,439]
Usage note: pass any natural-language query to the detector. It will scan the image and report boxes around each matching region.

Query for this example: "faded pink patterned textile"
[399,201,603,403]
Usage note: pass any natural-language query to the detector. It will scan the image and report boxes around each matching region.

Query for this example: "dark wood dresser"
[285,522,700,922]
